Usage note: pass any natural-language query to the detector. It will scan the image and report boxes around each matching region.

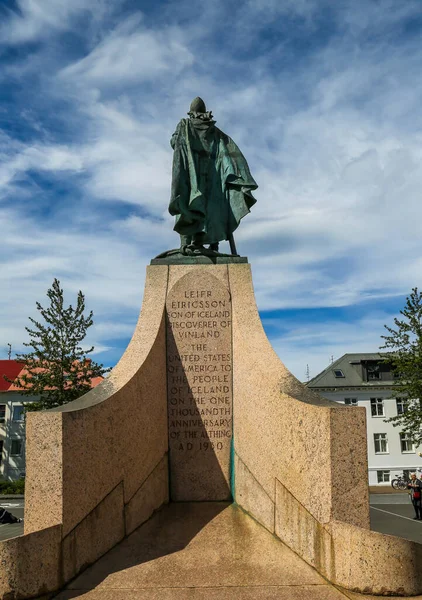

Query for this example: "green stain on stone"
[230,437,235,500]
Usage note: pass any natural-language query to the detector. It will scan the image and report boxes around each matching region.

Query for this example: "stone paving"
[55,502,348,600]
[1,497,421,598]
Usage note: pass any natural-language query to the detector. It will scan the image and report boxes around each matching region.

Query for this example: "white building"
[0,361,37,480]
[307,353,422,486]
[0,359,103,481]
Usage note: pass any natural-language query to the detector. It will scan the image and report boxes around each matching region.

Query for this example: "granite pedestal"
[0,264,420,599]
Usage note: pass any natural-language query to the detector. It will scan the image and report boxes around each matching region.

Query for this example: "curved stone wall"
[17,265,170,597]
[274,477,422,596]
[229,263,370,528]
[229,264,422,596]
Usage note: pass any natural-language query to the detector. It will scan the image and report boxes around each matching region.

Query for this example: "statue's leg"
[209,242,219,252]
[180,234,191,248]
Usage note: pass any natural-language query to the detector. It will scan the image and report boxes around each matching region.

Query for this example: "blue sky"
[1,0,422,380]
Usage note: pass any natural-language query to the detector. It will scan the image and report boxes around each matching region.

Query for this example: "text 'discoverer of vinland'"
[166,275,233,501]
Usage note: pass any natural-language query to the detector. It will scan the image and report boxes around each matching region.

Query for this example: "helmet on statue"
[189,97,206,113]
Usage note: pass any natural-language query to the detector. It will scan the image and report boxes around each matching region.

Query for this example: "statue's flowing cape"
[169,118,257,244]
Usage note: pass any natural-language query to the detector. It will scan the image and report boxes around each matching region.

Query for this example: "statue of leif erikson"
[166,97,258,257]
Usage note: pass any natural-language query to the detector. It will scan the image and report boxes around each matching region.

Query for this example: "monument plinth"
[0,263,420,598]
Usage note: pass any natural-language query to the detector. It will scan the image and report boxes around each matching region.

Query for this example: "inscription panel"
[166,272,233,501]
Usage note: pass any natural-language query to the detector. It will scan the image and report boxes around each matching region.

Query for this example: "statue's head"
[189,97,206,113]
[187,96,214,123]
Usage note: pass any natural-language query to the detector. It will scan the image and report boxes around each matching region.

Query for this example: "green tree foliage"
[11,279,109,411]
[381,287,422,445]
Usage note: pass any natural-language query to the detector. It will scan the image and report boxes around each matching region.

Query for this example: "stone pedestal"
[0,263,419,600]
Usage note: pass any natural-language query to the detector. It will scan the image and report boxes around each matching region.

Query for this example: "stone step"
[57,587,346,599]
[55,502,348,600]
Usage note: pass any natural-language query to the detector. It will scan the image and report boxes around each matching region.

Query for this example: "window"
[374,433,388,454]
[400,432,415,453]
[377,470,390,483]
[0,405,5,424]
[370,398,384,417]
[367,364,381,380]
[396,398,407,415]
[12,406,24,422]
[333,369,344,378]
[10,440,22,456]
[344,398,358,406]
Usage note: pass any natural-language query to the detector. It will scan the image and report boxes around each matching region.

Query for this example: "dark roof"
[0,360,24,392]
[307,353,392,389]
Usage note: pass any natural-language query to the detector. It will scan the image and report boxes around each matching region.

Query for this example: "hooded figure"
[169,97,257,252]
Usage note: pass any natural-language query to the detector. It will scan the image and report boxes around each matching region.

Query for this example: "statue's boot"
[192,233,206,247]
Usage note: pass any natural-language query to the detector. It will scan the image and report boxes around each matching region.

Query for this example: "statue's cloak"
[169,117,257,244]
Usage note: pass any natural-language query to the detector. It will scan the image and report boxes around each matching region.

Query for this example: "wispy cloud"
[0,0,108,44]
[1,0,421,377]
[61,14,194,87]
[269,312,393,382]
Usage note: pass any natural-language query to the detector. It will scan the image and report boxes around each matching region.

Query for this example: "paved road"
[370,493,422,544]
[0,496,420,545]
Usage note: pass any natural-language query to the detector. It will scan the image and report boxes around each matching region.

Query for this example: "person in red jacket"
[408,473,422,520]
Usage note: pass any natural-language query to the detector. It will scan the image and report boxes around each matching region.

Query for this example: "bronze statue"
[168,97,258,256]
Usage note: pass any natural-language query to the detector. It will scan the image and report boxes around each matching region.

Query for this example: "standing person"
[407,473,422,520]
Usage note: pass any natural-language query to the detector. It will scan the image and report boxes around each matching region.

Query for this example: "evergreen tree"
[11,279,109,411]
[381,287,422,445]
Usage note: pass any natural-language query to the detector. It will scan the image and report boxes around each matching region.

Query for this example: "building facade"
[0,360,103,480]
[307,353,422,486]
[0,361,36,480]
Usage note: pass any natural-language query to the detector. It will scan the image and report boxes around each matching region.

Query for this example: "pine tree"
[11,279,109,411]
[381,287,422,445]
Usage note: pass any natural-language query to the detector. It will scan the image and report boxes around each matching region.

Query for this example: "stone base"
[0,263,419,599]
[151,255,248,265]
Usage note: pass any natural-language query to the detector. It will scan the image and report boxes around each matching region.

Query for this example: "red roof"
[0,359,103,392]
[0,360,25,391]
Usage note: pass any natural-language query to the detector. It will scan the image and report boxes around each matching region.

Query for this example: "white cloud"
[0,204,157,360]
[2,0,422,378]
[78,102,173,210]
[0,0,107,44]
[0,144,84,190]
[60,14,194,87]
[268,314,391,382]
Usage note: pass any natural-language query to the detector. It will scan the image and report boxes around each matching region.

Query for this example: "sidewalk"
[0,495,24,500]
[369,486,407,494]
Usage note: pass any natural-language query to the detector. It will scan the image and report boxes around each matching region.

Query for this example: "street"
[370,492,422,544]
[0,495,420,545]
